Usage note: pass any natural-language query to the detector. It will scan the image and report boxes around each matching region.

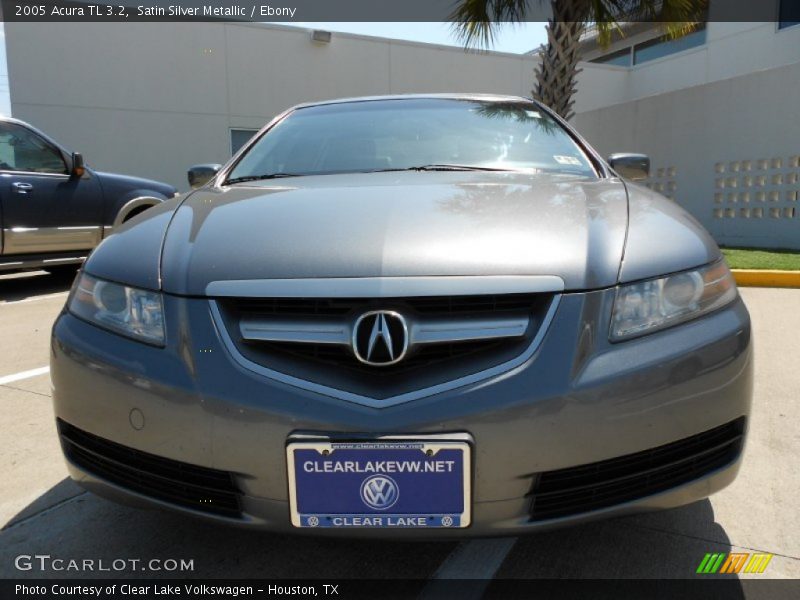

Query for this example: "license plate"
[287,438,471,528]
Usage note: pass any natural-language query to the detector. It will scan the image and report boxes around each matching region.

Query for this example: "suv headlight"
[610,260,737,341]
[68,273,165,345]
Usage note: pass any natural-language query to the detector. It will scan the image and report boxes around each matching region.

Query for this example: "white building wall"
[574,22,800,249]
[4,22,538,190]
[575,22,800,114]
[572,64,632,113]
[574,61,800,249]
[6,21,799,248]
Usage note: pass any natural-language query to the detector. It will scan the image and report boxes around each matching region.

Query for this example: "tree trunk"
[533,1,586,121]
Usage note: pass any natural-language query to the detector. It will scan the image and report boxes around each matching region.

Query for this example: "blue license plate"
[287,439,471,528]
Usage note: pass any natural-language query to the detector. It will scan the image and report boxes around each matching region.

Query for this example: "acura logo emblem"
[352,310,409,366]
[360,475,399,510]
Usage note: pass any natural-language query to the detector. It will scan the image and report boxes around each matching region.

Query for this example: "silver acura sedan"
[51,95,752,535]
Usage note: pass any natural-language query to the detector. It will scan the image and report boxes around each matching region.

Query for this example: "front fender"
[619,183,721,283]
[84,198,181,291]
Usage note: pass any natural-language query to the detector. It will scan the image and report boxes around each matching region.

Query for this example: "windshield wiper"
[367,164,513,173]
[225,173,300,185]
[226,165,511,183]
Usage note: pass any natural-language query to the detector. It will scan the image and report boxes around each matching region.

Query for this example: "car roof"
[290,93,534,111]
[0,115,37,127]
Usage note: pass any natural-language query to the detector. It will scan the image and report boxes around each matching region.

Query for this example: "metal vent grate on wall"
[712,155,799,219]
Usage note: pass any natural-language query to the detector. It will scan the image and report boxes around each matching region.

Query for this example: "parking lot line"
[0,291,69,306]
[418,537,517,599]
[432,537,517,578]
[0,366,50,386]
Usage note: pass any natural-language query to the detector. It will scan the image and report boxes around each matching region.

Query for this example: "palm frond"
[591,0,708,47]
[450,0,535,48]
[450,0,708,120]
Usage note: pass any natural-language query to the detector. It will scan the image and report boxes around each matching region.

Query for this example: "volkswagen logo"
[360,475,399,510]
[352,310,409,366]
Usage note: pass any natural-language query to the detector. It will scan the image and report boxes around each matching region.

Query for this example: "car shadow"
[0,478,457,580]
[485,499,745,600]
[0,269,77,303]
[488,499,744,596]
[1,479,742,591]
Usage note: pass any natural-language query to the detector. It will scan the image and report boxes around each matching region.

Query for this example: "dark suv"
[0,117,176,273]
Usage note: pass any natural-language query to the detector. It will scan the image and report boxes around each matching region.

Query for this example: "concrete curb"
[732,269,800,288]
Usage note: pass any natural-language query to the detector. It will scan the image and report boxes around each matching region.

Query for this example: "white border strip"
[429,538,517,579]
[418,538,517,600]
[0,291,70,306]
[0,366,50,385]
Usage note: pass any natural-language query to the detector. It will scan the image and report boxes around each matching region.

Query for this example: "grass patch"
[721,247,800,271]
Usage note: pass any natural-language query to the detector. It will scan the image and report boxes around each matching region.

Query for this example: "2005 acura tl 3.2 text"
[51,95,752,536]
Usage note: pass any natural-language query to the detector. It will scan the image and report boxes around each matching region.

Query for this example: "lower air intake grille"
[57,419,242,518]
[529,418,745,521]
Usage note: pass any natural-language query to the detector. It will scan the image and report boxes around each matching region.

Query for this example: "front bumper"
[50,289,753,536]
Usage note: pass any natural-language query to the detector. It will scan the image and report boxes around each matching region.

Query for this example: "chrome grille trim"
[239,314,529,346]
[411,316,529,344]
[209,295,561,408]
[240,318,349,345]
[206,275,565,298]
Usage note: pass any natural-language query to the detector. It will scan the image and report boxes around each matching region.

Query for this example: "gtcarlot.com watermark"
[14,554,194,573]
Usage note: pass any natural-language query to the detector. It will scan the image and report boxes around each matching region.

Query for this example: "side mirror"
[188,164,222,189]
[71,152,85,178]
[607,153,650,181]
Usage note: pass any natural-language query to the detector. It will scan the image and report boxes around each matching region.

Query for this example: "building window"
[779,0,800,29]
[590,47,632,67]
[633,24,707,65]
[230,129,259,155]
[589,24,707,68]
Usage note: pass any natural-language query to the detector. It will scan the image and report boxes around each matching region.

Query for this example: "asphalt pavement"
[0,271,797,587]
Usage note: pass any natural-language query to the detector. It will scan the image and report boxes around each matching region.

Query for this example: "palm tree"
[451,0,707,120]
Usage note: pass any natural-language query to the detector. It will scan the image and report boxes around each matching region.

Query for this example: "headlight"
[68,273,165,345]
[610,260,737,341]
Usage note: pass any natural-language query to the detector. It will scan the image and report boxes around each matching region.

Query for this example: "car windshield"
[226,98,597,182]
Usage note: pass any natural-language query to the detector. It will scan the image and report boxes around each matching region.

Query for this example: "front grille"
[231,294,539,318]
[529,418,746,521]
[216,293,553,399]
[255,338,507,376]
[57,419,242,518]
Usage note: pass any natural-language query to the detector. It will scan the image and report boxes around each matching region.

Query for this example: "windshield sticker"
[553,155,583,166]
[525,110,542,119]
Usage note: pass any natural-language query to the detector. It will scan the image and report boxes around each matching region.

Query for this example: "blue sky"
[0,25,9,116]
[281,22,547,54]
[0,22,547,117]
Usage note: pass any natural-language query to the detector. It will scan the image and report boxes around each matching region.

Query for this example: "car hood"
[94,170,177,197]
[159,171,629,295]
